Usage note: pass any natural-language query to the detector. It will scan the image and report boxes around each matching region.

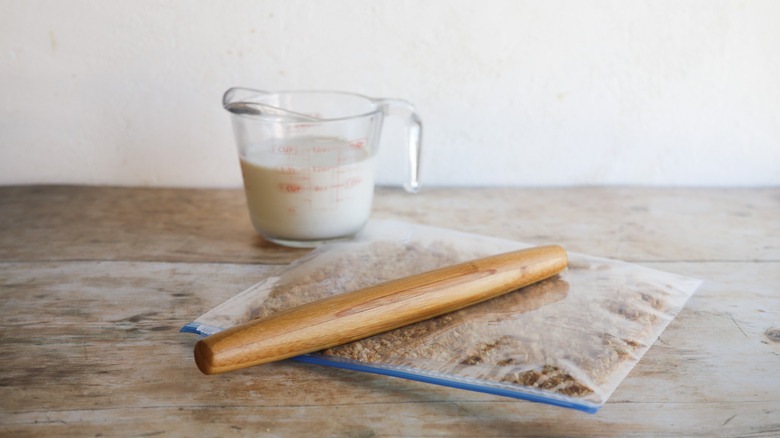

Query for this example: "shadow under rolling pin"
[194,245,568,375]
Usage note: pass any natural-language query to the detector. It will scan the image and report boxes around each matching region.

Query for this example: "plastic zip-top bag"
[181,220,701,413]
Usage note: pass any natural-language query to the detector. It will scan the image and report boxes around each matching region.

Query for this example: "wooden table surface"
[1,185,778,437]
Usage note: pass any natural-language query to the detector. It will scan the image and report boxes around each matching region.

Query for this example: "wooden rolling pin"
[194,245,567,375]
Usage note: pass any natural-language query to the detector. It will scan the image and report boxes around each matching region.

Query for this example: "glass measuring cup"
[223,88,422,248]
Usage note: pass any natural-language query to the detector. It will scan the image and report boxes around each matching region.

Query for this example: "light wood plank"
[374,187,780,262]
[1,259,777,437]
[3,402,780,438]
[0,185,309,264]
[2,186,778,264]
[1,186,779,436]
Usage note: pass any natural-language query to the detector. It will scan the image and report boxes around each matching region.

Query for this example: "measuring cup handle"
[379,99,422,194]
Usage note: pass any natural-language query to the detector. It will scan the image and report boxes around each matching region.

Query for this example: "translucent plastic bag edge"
[180,220,703,414]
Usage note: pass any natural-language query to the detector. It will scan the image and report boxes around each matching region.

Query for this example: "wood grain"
[373,186,780,262]
[195,246,567,374]
[0,185,309,264]
[1,185,778,437]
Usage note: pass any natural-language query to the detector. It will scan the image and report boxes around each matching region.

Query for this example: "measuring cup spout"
[223,87,321,122]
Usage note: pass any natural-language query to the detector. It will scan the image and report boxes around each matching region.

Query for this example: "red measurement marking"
[313,165,336,173]
[278,183,302,193]
[271,145,298,155]
[337,177,362,189]
[286,123,316,133]
[275,165,299,175]
[313,185,329,192]
[348,139,366,150]
[312,145,338,153]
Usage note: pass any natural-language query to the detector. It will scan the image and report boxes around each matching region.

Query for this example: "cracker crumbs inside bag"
[182,220,701,413]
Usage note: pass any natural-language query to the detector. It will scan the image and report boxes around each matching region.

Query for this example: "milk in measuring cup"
[240,137,377,242]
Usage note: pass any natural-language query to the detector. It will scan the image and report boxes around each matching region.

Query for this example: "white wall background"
[1,0,778,188]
